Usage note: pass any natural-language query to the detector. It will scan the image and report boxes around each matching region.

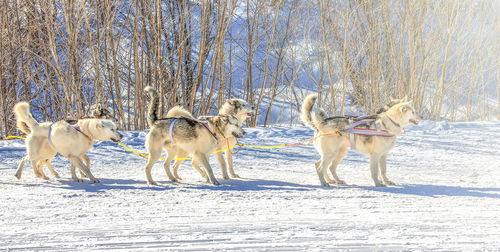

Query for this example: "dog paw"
[211,180,220,185]
[14,174,21,180]
[222,175,230,180]
[333,180,346,185]
[321,182,330,187]
[230,174,240,179]
[147,181,158,186]
[73,178,84,183]
[89,178,100,183]
[375,183,387,187]
[383,180,395,185]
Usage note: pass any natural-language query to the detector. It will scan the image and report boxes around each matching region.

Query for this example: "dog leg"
[163,148,178,182]
[78,154,90,178]
[378,154,394,185]
[70,163,83,182]
[316,155,334,187]
[191,159,208,179]
[69,157,99,183]
[34,160,49,180]
[216,152,229,180]
[369,155,384,187]
[144,147,162,185]
[172,160,185,180]
[195,153,220,185]
[14,156,29,180]
[172,149,189,180]
[45,159,60,178]
[225,150,239,178]
[320,160,335,184]
[328,147,347,184]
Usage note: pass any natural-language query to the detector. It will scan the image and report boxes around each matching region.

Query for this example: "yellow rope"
[6,136,26,140]
[4,132,342,161]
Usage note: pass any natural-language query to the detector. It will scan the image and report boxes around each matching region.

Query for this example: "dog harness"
[167,118,218,144]
[47,122,90,148]
[340,118,394,151]
[169,118,178,144]
[195,119,218,140]
[47,123,55,148]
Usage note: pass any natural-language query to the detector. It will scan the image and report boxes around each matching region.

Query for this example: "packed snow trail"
[1,121,499,250]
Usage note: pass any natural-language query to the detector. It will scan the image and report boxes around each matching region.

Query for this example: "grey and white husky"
[301,94,420,187]
[143,86,246,185]
[171,98,253,180]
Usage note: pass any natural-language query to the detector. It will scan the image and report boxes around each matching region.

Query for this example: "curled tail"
[166,106,195,119]
[301,94,326,131]
[144,86,159,127]
[13,102,39,134]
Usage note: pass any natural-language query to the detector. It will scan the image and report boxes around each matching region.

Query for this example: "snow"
[1,121,499,250]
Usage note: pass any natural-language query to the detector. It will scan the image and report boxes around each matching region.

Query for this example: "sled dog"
[301,94,420,187]
[13,102,122,182]
[143,86,246,185]
[171,99,253,180]
[15,103,116,180]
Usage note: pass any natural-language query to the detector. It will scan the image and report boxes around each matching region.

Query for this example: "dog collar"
[385,115,401,128]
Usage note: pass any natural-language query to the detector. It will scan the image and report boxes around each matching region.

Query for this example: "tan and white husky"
[13,102,122,183]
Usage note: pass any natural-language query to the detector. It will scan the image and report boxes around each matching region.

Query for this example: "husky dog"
[15,103,116,180]
[143,86,246,185]
[171,99,253,180]
[13,102,123,183]
[301,94,420,187]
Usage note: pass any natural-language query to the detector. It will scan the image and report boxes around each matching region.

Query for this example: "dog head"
[215,115,246,138]
[376,96,406,114]
[385,97,420,127]
[92,119,123,142]
[92,104,116,122]
[220,99,253,122]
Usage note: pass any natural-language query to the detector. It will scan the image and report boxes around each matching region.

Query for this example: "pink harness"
[341,119,394,150]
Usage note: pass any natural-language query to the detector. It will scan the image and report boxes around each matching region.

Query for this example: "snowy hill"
[1,121,499,250]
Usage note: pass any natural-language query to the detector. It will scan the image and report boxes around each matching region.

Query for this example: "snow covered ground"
[1,121,499,251]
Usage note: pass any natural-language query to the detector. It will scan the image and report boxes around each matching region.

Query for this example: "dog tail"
[301,94,325,131]
[166,106,195,119]
[13,102,39,134]
[144,86,160,127]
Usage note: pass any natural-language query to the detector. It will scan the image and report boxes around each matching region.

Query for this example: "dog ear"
[95,121,103,129]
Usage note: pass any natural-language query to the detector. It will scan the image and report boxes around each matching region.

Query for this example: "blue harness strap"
[47,123,55,148]
[169,118,178,144]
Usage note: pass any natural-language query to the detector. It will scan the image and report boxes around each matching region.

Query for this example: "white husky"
[301,94,420,187]
[13,102,123,183]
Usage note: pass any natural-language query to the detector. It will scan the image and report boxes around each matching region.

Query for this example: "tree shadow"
[173,178,324,192]
[361,183,500,198]
[1,177,173,193]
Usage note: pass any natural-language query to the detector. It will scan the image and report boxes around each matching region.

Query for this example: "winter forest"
[0,0,499,138]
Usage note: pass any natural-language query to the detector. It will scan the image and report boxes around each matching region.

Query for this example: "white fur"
[13,102,123,183]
